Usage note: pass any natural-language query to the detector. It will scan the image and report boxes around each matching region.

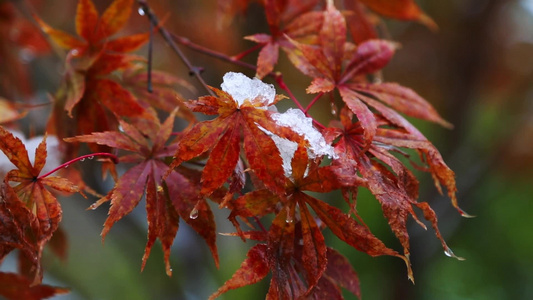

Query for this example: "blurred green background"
[1,0,532,299]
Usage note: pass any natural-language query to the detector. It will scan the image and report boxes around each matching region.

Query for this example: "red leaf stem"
[170,33,259,73]
[275,75,325,129]
[304,92,324,113]
[38,153,118,179]
[231,43,264,61]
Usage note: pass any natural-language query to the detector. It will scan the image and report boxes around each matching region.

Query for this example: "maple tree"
[0,0,472,299]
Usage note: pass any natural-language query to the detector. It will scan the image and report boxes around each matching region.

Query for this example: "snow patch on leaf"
[220,73,335,178]
[272,108,337,160]
[258,109,337,178]
[257,125,298,178]
[221,72,276,107]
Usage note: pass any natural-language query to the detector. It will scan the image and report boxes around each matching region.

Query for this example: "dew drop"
[64,165,69,168]
[189,208,199,219]
[71,49,79,56]
[285,206,293,223]
[80,158,85,161]
[157,185,163,193]
[88,156,94,160]
[330,101,338,116]
[444,249,453,258]
[444,248,465,261]
[138,7,145,16]
[90,205,97,210]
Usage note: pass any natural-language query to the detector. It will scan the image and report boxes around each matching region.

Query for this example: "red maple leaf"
[0,126,80,282]
[0,98,26,124]
[0,272,68,300]
[245,0,322,78]
[0,182,41,275]
[324,105,467,262]
[35,0,147,59]
[65,110,220,275]
[37,0,154,159]
[357,0,436,27]
[313,247,361,299]
[289,2,450,148]
[170,72,303,197]
[216,145,409,298]
[344,0,437,44]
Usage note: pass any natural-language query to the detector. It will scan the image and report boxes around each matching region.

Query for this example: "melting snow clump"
[257,125,299,178]
[272,108,337,160]
[259,109,338,178]
[221,72,276,107]
[223,72,336,178]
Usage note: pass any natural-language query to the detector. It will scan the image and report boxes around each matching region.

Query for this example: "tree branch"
[137,0,215,96]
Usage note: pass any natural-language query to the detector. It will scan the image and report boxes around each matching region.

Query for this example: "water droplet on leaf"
[189,208,199,219]
[444,248,465,261]
[444,249,453,257]
[138,7,145,15]
[285,206,294,223]
[330,101,338,116]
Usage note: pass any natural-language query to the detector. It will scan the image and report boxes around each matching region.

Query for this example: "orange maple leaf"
[0,126,79,283]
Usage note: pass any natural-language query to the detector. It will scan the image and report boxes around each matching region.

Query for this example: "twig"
[231,43,263,61]
[170,33,259,73]
[304,92,324,113]
[274,74,306,111]
[147,19,154,93]
[137,0,215,96]
[136,1,325,130]
[253,216,268,233]
[275,74,325,129]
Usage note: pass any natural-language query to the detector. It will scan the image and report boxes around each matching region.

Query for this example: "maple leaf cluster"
[0,0,470,299]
